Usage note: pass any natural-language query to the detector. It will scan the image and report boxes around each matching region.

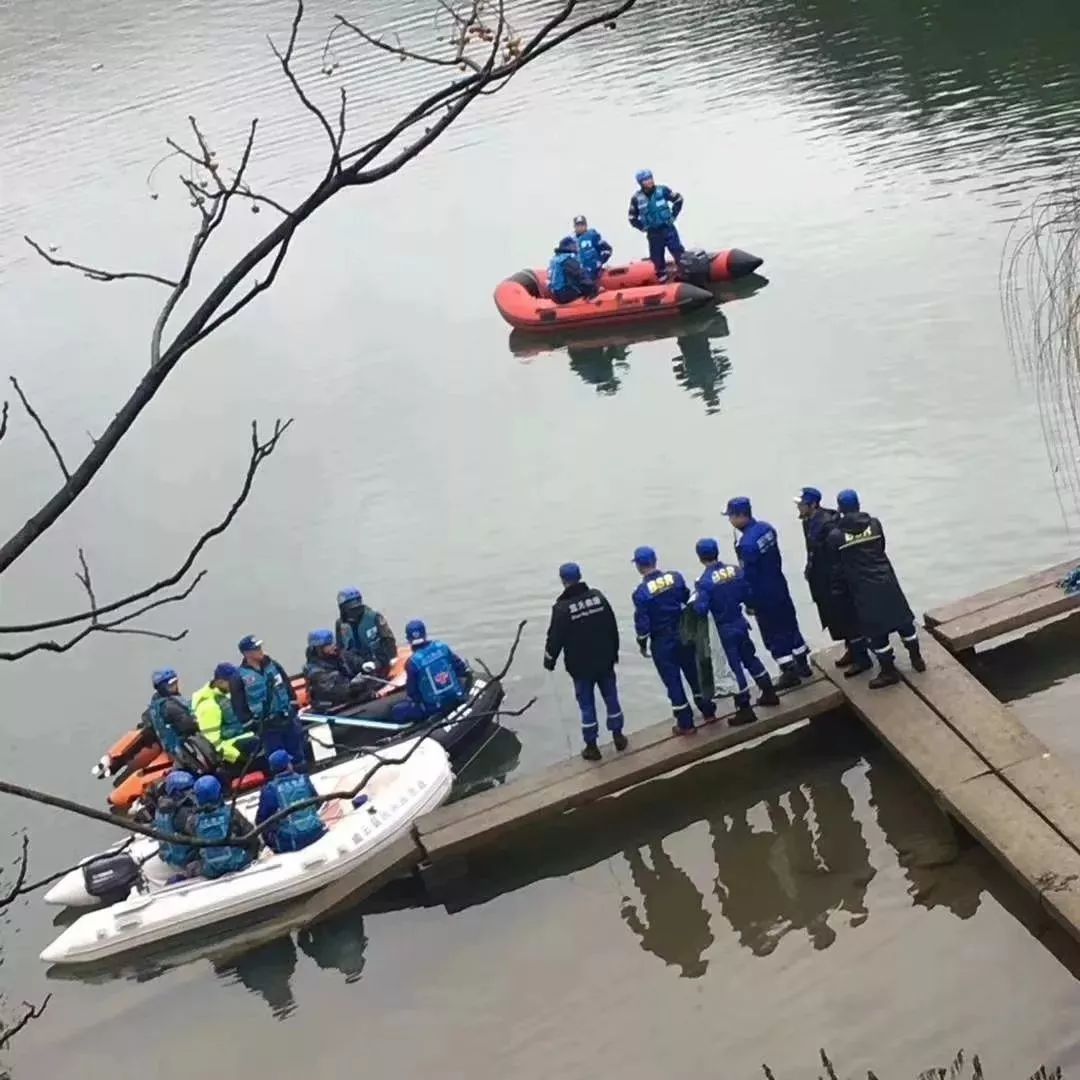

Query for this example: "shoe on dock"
[612,732,628,752]
[581,744,602,762]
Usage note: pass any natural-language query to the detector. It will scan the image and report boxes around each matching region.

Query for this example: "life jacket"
[411,641,465,713]
[147,694,188,756]
[194,804,251,878]
[639,188,674,230]
[268,772,326,853]
[336,608,380,662]
[577,230,603,276]
[154,799,195,868]
[548,252,574,294]
[239,661,292,728]
[192,683,245,745]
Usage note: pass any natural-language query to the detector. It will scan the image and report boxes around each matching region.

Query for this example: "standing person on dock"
[632,546,717,735]
[826,489,925,688]
[628,170,684,282]
[795,486,871,674]
[543,561,626,762]
[692,538,780,727]
[572,214,613,285]
[725,497,813,689]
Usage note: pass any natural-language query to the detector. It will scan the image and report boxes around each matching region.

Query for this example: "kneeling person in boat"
[335,587,397,678]
[255,749,327,854]
[548,236,599,304]
[392,619,472,724]
[304,628,377,709]
[189,774,260,879]
[154,770,199,873]
[572,215,613,285]
[192,662,257,768]
[146,668,199,760]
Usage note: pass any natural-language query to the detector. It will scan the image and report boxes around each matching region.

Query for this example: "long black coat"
[826,512,914,638]
[544,581,620,681]
[803,507,860,641]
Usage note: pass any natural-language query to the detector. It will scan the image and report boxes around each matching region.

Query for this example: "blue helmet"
[695,537,719,561]
[405,619,428,644]
[556,235,578,254]
[635,169,653,185]
[268,749,293,774]
[193,774,223,807]
[337,587,362,607]
[152,667,178,689]
[164,770,195,797]
[837,488,861,512]
[307,628,334,648]
[558,562,582,584]
[632,545,657,568]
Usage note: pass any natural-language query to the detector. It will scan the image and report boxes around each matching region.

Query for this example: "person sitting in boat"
[627,169,685,282]
[146,668,199,760]
[154,769,199,875]
[192,662,257,768]
[188,774,260,879]
[303,628,378,709]
[230,635,307,765]
[334,587,397,678]
[391,619,472,724]
[572,214,613,285]
[548,235,599,305]
[255,749,327,854]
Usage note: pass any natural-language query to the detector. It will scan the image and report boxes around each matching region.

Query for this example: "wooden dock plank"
[817,650,988,796]
[924,558,1078,628]
[1002,753,1080,856]
[900,634,1046,771]
[929,581,1080,653]
[417,679,843,862]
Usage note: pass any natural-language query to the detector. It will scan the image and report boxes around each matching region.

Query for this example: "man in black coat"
[543,562,626,761]
[795,486,870,673]
[826,489,925,689]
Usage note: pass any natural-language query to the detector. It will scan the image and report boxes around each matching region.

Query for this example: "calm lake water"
[3,0,1080,1075]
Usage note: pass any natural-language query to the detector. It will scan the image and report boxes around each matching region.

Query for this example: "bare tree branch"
[0,996,51,1050]
[9,376,70,481]
[24,236,178,287]
[0,835,30,908]
[74,547,98,622]
[0,419,292,637]
[0,401,9,445]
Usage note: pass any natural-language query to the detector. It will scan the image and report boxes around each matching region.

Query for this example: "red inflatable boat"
[494,248,763,332]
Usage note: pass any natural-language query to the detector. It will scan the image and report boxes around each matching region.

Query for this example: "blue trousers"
[573,671,623,747]
[262,719,308,766]
[870,622,918,660]
[754,605,809,667]
[718,631,768,708]
[652,636,715,730]
[390,696,466,725]
[646,225,684,276]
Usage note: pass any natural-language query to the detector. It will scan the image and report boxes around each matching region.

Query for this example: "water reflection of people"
[298,910,368,984]
[213,935,298,1020]
[671,333,731,414]
[619,841,714,978]
[567,345,629,395]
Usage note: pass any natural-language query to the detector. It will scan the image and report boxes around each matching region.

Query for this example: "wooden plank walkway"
[925,558,1080,652]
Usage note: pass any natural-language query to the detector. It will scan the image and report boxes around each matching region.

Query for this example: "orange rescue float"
[494,248,763,332]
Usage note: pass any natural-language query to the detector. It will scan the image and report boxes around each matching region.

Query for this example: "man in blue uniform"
[304,628,377,709]
[543,561,625,761]
[256,749,328,854]
[154,769,198,874]
[627,170,685,281]
[146,668,199,759]
[692,538,780,726]
[572,214,613,285]
[334,587,397,678]
[548,235,599,304]
[392,619,472,724]
[189,774,259,879]
[725,497,813,689]
[631,545,717,734]
[229,635,306,764]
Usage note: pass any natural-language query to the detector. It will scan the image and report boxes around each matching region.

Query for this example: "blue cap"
[164,770,194,796]
[556,235,577,254]
[725,497,752,517]
[405,619,428,644]
[837,488,861,512]
[632,545,657,567]
[268,749,293,774]
[337,587,362,606]
[572,214,587,227]
[558,562,582,583]
[795,486,822,506]
[193,774,223,806]
[635,169,653,184]
[237,634,263,653]
[307,628,334,648]
[213,662,237,681]
[151,667,178,689]
[695,537,719,560]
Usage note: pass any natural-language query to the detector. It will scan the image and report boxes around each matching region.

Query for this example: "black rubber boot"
[834,649,854,669]
[775,664,802,690]
[671,723,697,737]
[844,657,874,678]
[755,675,780,707]
[868,655,900,690]
[730,706,758,727]
[795,655,813,679]
[581,744,602,762]
[612,732,629,752]
[905,640,927,673]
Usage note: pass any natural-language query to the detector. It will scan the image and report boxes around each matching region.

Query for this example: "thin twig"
[24,235,178,287]
[0,834,30,907]
[9,376,70,480]
[0,400,9,444]
[0,996,52,1049]
[75,547,98,623]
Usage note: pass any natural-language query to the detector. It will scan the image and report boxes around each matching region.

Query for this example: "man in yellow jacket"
[192,663,258,766]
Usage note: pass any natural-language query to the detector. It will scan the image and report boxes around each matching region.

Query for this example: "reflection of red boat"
[493,249,763,331]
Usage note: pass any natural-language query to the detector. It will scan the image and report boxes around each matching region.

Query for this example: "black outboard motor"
[83,853,140,904]
[676,249,712,287]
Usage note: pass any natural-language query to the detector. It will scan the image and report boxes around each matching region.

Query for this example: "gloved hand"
[360,661,376,674]
[542,657,556,672]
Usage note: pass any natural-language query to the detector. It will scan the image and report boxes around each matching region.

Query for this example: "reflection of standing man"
[620,841,714,979]
[214,935,298,1020]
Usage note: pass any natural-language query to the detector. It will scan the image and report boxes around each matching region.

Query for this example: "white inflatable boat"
[40,737,452,965]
